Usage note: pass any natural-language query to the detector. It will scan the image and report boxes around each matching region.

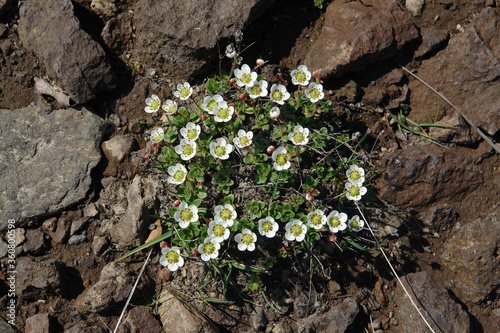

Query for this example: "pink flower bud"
[239,93,247,100]
[206,220,211,226]
[151,143,157,147]
[329,234,337,242]
[160,241,168,249]
[192,248,199,255]
[312,70,321,78]
[228,103,235,108]
[306,190,318,201]
[267,145,275,154]
[229,78,236,85]
[201,114,208,121]
[256,59,264,66]
[173,200,181,208]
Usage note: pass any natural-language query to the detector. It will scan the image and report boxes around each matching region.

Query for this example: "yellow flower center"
[296,71,306,83]
[187,128,198,140]
[272,90,283,101]
[214,146,226,157]
[311,214,323,227]
[351,220,360,230]
[239,136,250,146]
[213,225,225,238]
[182,144,194,156]
[180,86,191,99]
[350,170,361,181]
[166,251,180,264]
[310,88,321,100]
[293,132,305,144]
[152,132,163,142]
[217,107,230,120]
[207,99,218,112]
[241,73,252,84]
[150,99,160,111]
[330,217,340,228]
[241,233,254,246]
[349,185,361,198]
[220,208,232,221]
[291,224,303,237]
[203,242,216,255]
[276,153,288,166]
[180,208,193,222]
[165,103,176,114]
[173,170,185,182]
[262,221,273,233]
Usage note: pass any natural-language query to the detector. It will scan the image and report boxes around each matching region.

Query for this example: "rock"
[132,0,275,80]
[83,203,99,218]
[414,28,449,59]
[42,217,57,232]
[394,271,471,332]
[15,228,25,246]
[18,0,115,103]
[25,313,50,333]
[406,0,425,16]
[418,203,458,232]
[440,207,499,304]
[102,135,136,163]
[0,316,20,332]
[376,143,490,208]
[116,306,163,333]
[409,7,500,137]
[22,229,47,255]
[70,219,88,236]
[101,12,135,52]
[90,0,117,20]
[64,321,106,333]
[68,234,87,245]
[0,238,7,258]
[158,289,220,333]
[49,217,70,245]
[92,235,108,256]
[16,257,63,299]
[108,175,160,247]
[0,102,104,230]
[304,0,419,79]
[303,297,359,332]
[74,262,135,314]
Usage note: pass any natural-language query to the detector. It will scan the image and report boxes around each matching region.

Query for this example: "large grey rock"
[304,0,419,79]
[25,313,50,333]
[131,0,275,80]
[108,175,160,248]
[0,316,20,333]
[74,262,135,314]
[16,257,64,299]
[18,0,115,103]
[440,207,499,304]
[395,271,471,333]
[303,297,359,333]
[409,7,500,137]
[0,103,104,230]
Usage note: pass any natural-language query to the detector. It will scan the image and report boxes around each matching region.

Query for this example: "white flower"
[246,80,268,99]
[174,202,198,228]
[307,209,326,230]
[214,204,237,227]
[234,229,257,251]
[326,211,348,233]
[272,147,291,171]
[225,43,237,58]
[207,221,230,243]
[198,237,221,261]
[145,94,161,113]
[345,181,367,201]
[269,106,280,119]
[167,163,187,185]
[159,247,184,271]
[234,64,257,88]
[270,84,290,105]
[290,65,312,86]
[180,122,201,141]
[210,138,233,160]
[201,95,224,115]
[213,101,234,122]
[285,220,307,242]
[346,165,365,184]
[175,139,197,161]
[161,99,177,115]
[173,82,193,100]
[150,128,164,143]
[288,125,310,146]
[258,217,279,238]
[304,82,324,103]
[348,215,364,232]
[233,129,253,148]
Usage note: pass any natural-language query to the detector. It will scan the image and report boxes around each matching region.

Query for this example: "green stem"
[267,170,281,217]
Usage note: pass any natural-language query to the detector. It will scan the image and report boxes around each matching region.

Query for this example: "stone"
[375,143,490,208]
[418,203,458,232]
[25,313,50,333]
[22,229,47,255]
[158,289,220,333]
[303,297,359,332]
[0,238,7,258]
[16,257,63,299]
[0,316,20,332]
[108,175,160,247]
[83,203,99,218]
[304,0,419,79]
[92,235,108,256]
[42,217,57,232]
[409,7,500,137]
[394,271,471,332]
[116,306,163,333]
[90,0,117,20]
[49,217,70,244]
[68,234,87,245]
[74,262,135,314]
[440,207,499,304]
[132,0,276,80]
[64,321,106,333]
[102,135,136,163]
[70,219,88,236]
[0,102,104,230]
[414,28,449,59]
[101,12,135,52]
[18,0,115,103]
[406,0,425,16]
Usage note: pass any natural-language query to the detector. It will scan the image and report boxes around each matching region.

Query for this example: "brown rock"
[22,229,47,255]
[25,313,50,333]
[116,306,163,333]
[414,28,449,58]
[304,0,419,79]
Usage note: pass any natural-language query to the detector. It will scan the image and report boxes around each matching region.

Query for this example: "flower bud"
[160,241,168,249]
[229,78,236,85]
[256,59,265,66]
[151,143,157,147]
[192,247,199,255]
[173,200,181,208]
[312,70,321,78]
[228,102,235,108]
[306,190,318,201]
[267,145,275,154]
[239,93,247,100]
[201,114,208,121]
[329,234,337,242]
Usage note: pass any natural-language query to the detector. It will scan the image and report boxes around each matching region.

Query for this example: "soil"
[0,0,499,332]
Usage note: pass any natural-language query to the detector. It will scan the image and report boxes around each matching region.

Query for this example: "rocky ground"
[0,0,499,332]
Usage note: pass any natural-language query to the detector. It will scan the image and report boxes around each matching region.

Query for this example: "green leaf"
[115,229,173,262]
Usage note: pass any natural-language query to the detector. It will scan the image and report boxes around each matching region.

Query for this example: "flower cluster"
[345,165,367,201]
